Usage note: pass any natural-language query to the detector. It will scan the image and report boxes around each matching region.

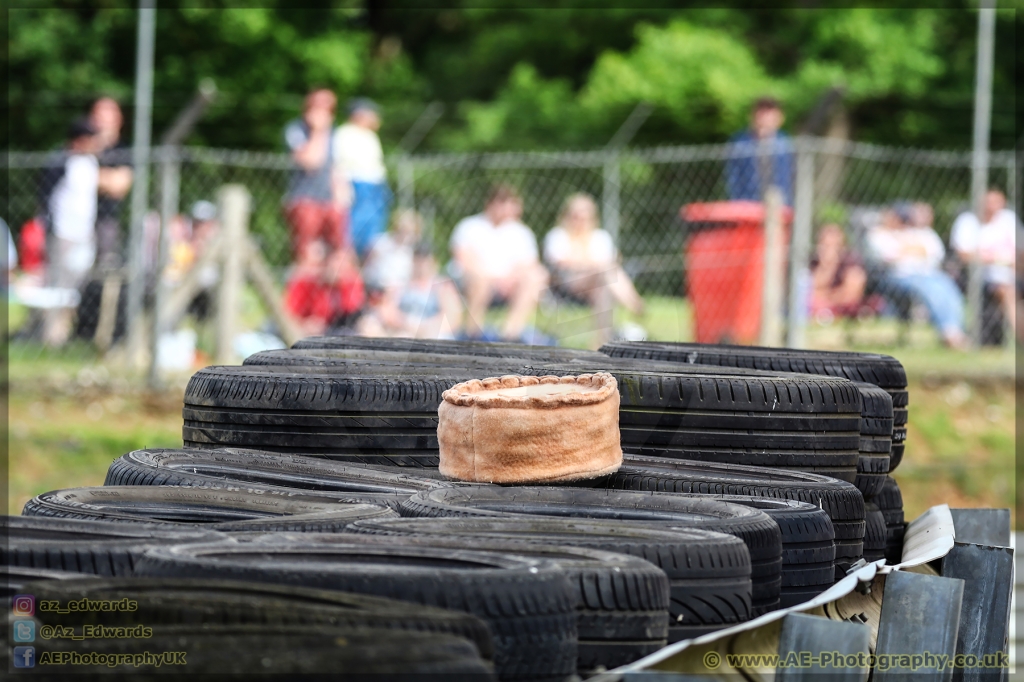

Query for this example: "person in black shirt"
[90,97,133,268]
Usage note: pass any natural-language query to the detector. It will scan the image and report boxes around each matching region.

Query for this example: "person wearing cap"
[333,98,392,258]
[41,117,103,346]
[284,89,346,261]
[867,202,966,349]
[725,97,794,206]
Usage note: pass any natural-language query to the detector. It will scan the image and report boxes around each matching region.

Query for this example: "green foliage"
[581,21,775,140]
[4,5,1019,152]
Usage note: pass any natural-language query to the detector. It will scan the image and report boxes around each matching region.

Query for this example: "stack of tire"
[7,336,912,678]
[600,341,909,565]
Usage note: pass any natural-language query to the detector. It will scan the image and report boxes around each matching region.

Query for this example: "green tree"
[4,3,1019,152]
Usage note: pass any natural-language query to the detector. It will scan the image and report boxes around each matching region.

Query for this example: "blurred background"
[4,4,1019,520]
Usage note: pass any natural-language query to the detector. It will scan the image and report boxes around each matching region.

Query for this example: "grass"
[6,295,1016,522]
[7,387,184,514]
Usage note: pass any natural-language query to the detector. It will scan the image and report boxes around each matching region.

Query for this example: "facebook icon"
[13,646,35,668]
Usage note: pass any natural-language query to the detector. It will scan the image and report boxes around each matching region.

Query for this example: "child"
[357,242,462,339]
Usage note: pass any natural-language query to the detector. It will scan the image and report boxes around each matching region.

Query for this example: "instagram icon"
[12,595,35,617]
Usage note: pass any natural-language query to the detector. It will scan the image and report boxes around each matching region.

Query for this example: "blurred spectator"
[449,184,548,340]
[16,216,46,279]
[726,97,794,205]
[950,188,1018,336]
[543,193,644,344]
[284,89,346,260]
[334,98,392,258]
[398,242,463,338]
[285,240,331,336]
[808,224,868,322]
[362,209,421,291]
[42,118,102,346]
[285,242,366,336]
[323,247,366,329]
[5,217,15,281]
[358,242,462,339]
[868,203,967,349]
[163,200,220,322]
[90,97,133,267]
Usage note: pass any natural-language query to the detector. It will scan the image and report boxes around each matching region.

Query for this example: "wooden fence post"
[215,184,250,364]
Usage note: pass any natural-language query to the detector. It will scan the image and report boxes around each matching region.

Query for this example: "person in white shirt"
[43,118,102,346]
[333,98,392,257]
[543,193,644,344]
[867,202,966,349]
[950,188,1018,335]
[362,209,421,292]
[448,184,548,340]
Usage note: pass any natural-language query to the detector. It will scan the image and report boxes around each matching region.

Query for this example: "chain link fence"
[5,137,1020,372]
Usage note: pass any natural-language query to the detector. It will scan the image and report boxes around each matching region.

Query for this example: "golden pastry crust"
[438,372,622,484]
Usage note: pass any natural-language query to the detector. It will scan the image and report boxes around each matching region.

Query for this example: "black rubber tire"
[859,434,893,454]
[346,516,752,645]
[885,524,907,564]
[593,454,863,561]
[709,497,835,565]
[876,475,906,563]
[105,448,453,496]
[889,440,906,471]
[778,585,831,608]
[24,576,495,662]
[600,341,908,390]
[101,464,413,511]
[182,364,498,456]
[22,486,398,531]
[573,364,861,477]
[695,496,834,608]
[186,361,861,478]
[1,515,224,577]
[854,381,894,428]
[399,486,782,614]
[291,335,606,364]
[134,540,578,682]
[595,453,864,526]
[1,565,98,597]
[246,347,553,369]
[246,531,669,672]
[855,454,890,500]
[875,476,905,523]
[862,502,888,562]
[1,624,495,679]
[602,342,908,476]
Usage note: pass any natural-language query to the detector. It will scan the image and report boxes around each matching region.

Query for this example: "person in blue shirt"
[725,97,794,206]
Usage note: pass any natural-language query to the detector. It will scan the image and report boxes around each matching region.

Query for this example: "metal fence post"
[1007,156,1018,216]
[786,138,815,348]
[124,2,156,367]
[396,155,415,210]
[147,147,180,388]
[1006,155,1017,351]
[215,184,250,364]
[760,186,785,346]
[602,102,652,249]
[968,1,996,349]
[603,152,620,247]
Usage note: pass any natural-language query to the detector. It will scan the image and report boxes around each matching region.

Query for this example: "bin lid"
[682,200,793,225]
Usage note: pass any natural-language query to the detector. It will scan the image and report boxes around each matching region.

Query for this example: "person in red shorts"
[283,89,348,260]
[285,241,365,336]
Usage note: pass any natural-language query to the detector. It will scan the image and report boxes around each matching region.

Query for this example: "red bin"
[681,201,792,345]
